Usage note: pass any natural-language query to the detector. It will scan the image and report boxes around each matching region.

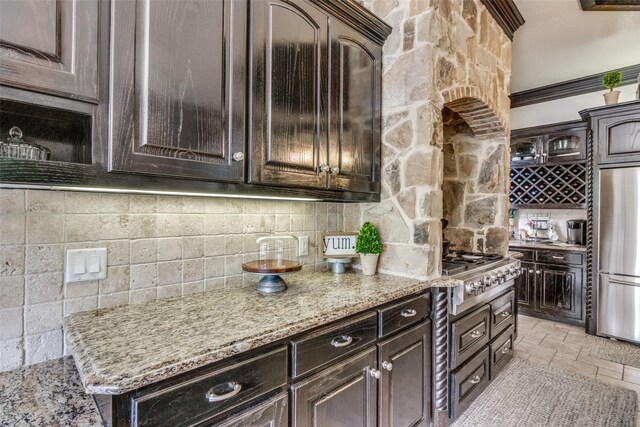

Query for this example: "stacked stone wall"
[345,0,511,278]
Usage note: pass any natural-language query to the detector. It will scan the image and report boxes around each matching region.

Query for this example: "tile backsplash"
[0,189,343,371]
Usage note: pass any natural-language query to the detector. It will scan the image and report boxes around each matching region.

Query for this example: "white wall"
[510,84,638,130]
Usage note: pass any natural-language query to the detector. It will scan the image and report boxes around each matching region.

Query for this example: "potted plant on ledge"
[356,221,382,276]
[603,70,622,105]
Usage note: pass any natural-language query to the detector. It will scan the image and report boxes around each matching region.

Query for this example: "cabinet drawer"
[490,326,514,380]
[131,347,288,427]
[451,305,490,368]
[490,291,515,339]
[511,249,534,261]
[536,251,583,266]
[291,311,377,378]
[450,347,490,419]
[377,293,430,338]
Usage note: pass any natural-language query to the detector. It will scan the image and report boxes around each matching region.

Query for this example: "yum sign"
[319,233,357,258]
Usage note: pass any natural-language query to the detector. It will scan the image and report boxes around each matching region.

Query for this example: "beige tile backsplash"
[0,188,343,371]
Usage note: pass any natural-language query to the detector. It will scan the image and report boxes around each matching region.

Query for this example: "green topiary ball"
[356,222,383,255]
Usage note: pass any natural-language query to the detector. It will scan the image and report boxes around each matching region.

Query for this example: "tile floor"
[515,314,640,426]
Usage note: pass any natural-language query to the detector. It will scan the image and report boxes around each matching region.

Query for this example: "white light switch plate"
[298,235,309,256]
[65,248,107,284]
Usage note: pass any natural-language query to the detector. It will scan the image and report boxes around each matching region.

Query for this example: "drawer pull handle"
[369,368,382,379]
[469,375,481,384]
[501,346,511,354]
[205,382,242,402]
[499,311,511,318]
[552,255,564,260]
[470,330,482,339]
[330,335,353,348]
[381,361,393,371]
[400,308,417,317]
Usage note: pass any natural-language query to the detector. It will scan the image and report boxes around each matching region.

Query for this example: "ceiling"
[511,0,640,93]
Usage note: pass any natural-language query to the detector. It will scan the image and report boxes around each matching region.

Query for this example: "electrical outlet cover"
[65,248,107,284]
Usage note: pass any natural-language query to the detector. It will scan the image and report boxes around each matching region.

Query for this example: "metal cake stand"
[242,259,302,294]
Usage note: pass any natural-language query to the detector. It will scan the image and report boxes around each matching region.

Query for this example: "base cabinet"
[291,348,378,427]
[378,321,431,427]
[513,248,585,325]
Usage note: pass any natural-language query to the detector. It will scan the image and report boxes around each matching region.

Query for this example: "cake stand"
[242,259,301,294]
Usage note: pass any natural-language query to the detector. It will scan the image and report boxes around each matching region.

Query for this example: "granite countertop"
[65,270,461,395]
[509,240,587,252]
[0,357,102,427]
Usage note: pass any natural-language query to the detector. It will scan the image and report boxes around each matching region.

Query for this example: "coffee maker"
[566,219,587,245]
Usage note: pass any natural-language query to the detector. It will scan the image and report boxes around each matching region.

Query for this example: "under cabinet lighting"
[0,183,322,202]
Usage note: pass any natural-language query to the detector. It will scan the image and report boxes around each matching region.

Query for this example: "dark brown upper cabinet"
[580,100,640,165]
[0,0,99,102]
[248,0,385,194]
[108,0,246,182]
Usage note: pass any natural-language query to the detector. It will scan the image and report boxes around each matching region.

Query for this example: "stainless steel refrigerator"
[597,166,640,344]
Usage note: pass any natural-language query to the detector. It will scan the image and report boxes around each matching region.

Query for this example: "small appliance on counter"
[566,219,586,245]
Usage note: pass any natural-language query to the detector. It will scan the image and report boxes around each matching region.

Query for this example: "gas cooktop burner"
[442,251,504,276]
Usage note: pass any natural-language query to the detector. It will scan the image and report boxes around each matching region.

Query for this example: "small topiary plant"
[355,222,383,255]
[603,70,622,91]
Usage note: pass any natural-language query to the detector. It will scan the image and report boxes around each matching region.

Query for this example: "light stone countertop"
[0,357,102,427]
[65,270,462,395]
[509,240,587,252]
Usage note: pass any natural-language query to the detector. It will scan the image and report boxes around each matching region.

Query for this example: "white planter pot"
[360,254,379,276]
[604,90,620,105]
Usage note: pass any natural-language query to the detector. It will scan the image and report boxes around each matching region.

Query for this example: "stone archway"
[440,87,510,255]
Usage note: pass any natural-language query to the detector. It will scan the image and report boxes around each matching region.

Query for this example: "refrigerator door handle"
[608,275,640,287]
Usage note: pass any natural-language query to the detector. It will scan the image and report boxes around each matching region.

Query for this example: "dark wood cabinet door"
[536,265,583,321]
[0,0,99,101]
[516,261,535,310]
[248,0,328,189]
[214,392,288,427]
[378,321,431,427]
[291,347,377,427]
[109,0,245,181]
[596,113,640,164]
[328,20,381,194]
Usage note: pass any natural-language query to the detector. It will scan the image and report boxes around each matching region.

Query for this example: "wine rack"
[509,163,587,207]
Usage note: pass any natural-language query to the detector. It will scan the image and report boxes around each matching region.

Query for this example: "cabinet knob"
[232,152,244,161]
[319,164,330,173]
[536,270,541,274]
[330,166,340,174]
[501,346,511,355]
[369,368,382,379]
[528,269,534,274]
[470,330,482,339]
[381,361,393,371]
[400,308,417,318]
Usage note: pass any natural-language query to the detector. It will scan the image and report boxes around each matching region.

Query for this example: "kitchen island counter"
[65,270,462,395]
[0,357,102,427]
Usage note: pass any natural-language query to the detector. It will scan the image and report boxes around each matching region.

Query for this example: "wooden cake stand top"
[242,259,302,274]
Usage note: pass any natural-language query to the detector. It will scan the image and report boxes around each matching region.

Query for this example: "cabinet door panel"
[329,22,381,193]
[516,261,534,309]
[214,392,288,427]
[109,0,245,181]
[378,321,430,427]
[598,115,640,164]
[537,265,583,321]
[292,348,377,427]
[0,0,98,101]
[249,0,328,189]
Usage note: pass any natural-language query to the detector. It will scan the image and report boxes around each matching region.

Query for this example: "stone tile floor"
[515,314,640,426]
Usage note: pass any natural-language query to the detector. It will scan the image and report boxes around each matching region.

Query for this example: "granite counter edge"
[65,276,462,395]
